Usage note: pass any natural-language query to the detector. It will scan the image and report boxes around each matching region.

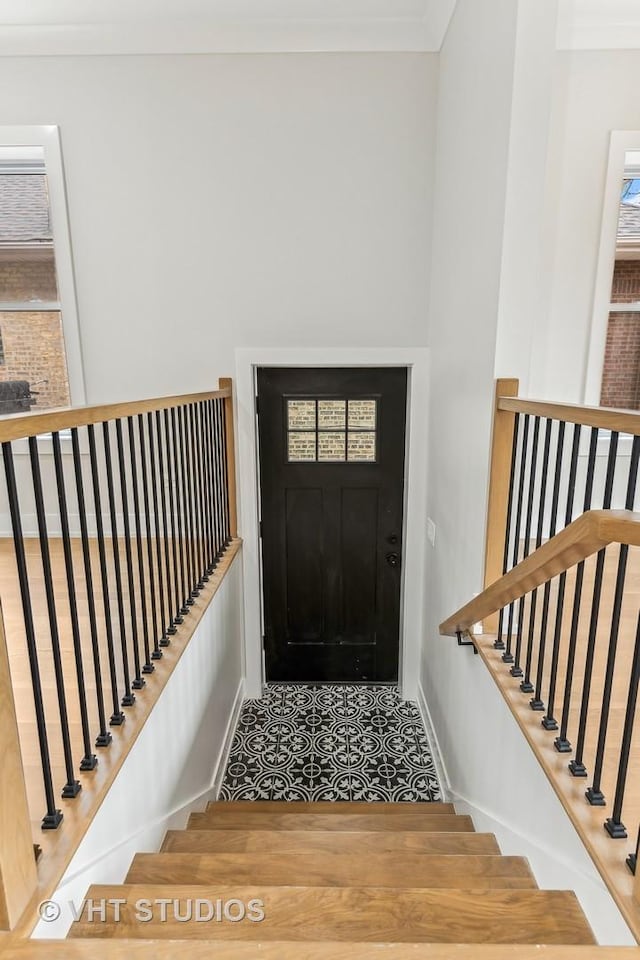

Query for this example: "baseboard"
[210,676,245,799]
[416,679,451,801]
[448,787,636,946]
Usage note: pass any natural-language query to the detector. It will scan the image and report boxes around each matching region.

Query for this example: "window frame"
[0,125,86,406]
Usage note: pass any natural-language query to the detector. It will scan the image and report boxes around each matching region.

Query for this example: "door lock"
[385,552,400,568]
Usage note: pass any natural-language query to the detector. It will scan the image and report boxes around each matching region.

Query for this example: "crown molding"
[0,1,458,55]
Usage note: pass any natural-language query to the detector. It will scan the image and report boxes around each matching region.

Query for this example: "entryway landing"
[219,684,442,802]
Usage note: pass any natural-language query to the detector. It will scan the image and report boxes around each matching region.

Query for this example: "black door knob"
[386,552,400,568]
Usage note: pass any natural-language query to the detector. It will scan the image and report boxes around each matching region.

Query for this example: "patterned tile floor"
[219,684,442,802]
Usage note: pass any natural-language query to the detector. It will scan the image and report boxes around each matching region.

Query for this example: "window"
[286,397,377,462]
[0,127,84,413]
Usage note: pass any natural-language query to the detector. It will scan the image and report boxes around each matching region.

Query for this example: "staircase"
[60,800,599,953]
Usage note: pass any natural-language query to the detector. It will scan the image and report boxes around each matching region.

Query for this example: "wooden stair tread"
[126,851,537,888]
[8,942,634,959]
[69,885,595,944]
[207,801,456,815]
[187,812,475,833]
[161,829,502,855]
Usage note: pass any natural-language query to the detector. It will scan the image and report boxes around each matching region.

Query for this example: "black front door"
[257,367,407,682]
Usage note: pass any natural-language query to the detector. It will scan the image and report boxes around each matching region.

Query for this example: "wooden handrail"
[440,509,640,637]
[0,387,231,443]
[498,396,640,436]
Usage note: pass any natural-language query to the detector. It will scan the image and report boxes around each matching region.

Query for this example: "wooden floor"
[0,535,205,831]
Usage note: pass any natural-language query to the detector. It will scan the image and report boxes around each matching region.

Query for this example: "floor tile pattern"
[220,684,442,802]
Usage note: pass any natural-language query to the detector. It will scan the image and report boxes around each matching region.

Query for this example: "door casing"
[234,347,430,700]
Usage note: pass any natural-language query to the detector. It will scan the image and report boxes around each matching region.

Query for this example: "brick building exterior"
[0,173,71,411]
[600,259,640,410]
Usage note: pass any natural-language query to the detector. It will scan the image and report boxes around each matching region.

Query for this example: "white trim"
[584,131,640,407]
[0,125,86,406]
[0,301,60,312]
[416,679,450,800]
[211,677,245,799]
[0,17,446,57]
[235,346,429,700]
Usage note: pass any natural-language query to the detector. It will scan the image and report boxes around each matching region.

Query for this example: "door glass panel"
[288,432,316,461]
[287,399,316,429]
[318,399,346,429]
[318,431,346,461]
[348,399,376,429]
[348,432,376,462]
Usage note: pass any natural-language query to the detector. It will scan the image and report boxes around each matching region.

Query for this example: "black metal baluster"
[169,407,189,616]
[503,415,530,664]
[177,405,196,603]
[214,398,226,556]
[512,416,541,679]
[192,403,208,585]
[128,417,153,675]
[220,396,232,545]
[139,415,162,661]
[627,825,640,874]
[51,431,97,771]
[495,413,520,650]
[87,425,124,724]
[196,402,212,578]
[588,435,640,807]
[204,399,217,572]
[164,408,184,625]
[555,426,599,753]
[2,441,62,828]
[102,421,135,706]
[115,417,145,690]
[521,418,552,695]
[570,431,618,780]
[543,422,580,732]
[184,403,201,593]
[29,435,81,799]
[208,399,221,567]
[115,419,144,690]
[606,607,640,840]
[147,410,170,640]
[532,420,565,712]
[71,427,112,748]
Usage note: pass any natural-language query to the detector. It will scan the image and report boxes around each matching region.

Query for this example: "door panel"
[257,366,407,682]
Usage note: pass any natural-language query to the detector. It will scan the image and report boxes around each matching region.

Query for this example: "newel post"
[483,378,519,636]
[0,600,38,930]
[219,377,238,539]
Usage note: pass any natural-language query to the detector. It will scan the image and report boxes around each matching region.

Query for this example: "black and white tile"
[219,684,442,802]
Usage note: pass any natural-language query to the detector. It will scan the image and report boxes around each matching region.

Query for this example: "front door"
[257,367,407,682]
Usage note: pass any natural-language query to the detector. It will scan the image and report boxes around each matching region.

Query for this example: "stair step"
[69,885,595,944]
[187,812,475,833]
[207,801,456,815]
[161,829,502,856]
[126,852,537,888]
[8,942,629,959]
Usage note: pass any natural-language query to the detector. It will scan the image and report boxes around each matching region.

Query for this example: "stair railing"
[441,379,640,940]
[0,379,239,931]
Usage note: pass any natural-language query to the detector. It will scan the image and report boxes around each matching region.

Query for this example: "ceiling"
[0,0,458,55]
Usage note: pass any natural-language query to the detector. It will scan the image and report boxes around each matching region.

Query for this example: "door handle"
[385,552,400,568]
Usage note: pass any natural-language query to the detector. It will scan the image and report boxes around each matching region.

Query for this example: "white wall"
[32,551,244,938]
[0,53,436,405]
[422,1,635,944]
[531,49,640,403]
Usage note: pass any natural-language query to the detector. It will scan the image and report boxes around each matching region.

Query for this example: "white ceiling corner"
[0,0,458,56]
